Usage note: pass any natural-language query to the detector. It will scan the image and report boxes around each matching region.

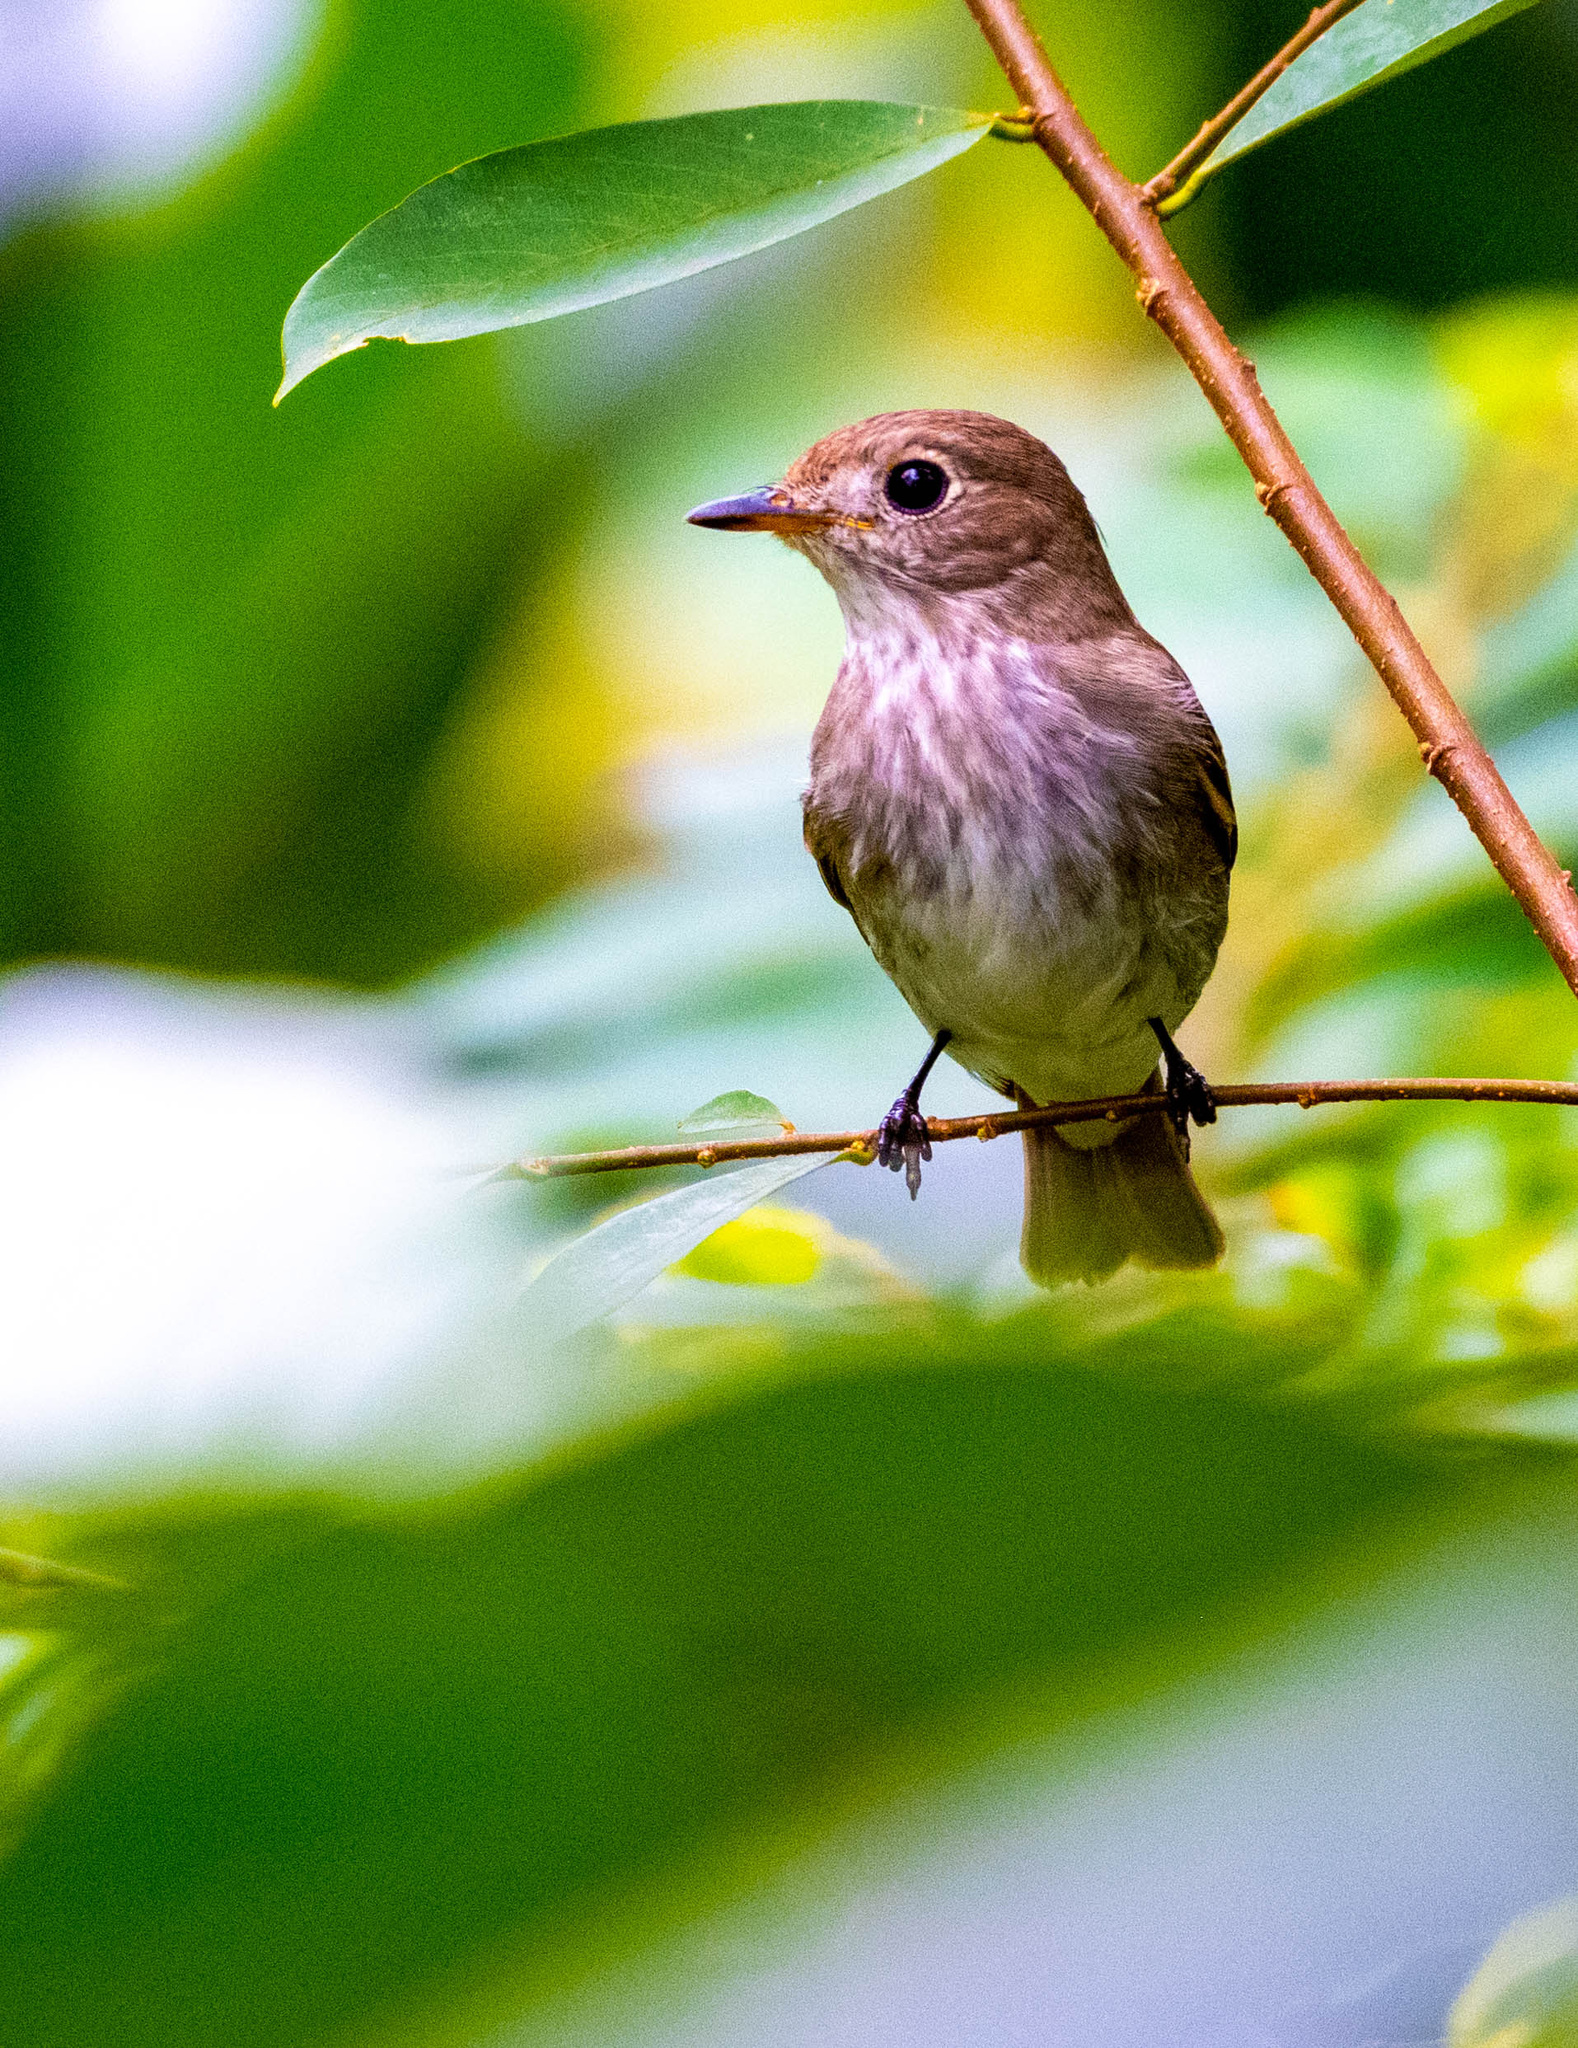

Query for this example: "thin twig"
[961,0,1578,1004]
[504,1078,1578,1179]
[1139,0,1369,212]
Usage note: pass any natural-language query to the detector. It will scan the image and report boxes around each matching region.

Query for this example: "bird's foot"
[877,1093,933,1200]
[1148,1017,1216,1153]
[1160,1048,1216,1154]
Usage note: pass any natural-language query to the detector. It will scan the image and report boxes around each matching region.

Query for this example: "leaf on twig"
[277,102,992,400]
[1179,0,1546,201]
[678,1090,793,1141]
[521,1151,840,1341]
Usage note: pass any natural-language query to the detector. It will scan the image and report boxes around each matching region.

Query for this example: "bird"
[687,409,1234,1286]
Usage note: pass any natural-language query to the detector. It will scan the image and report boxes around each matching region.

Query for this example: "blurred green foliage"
[0,1330,1456,2047]
[1450,1897,1578,2045]
[0,0,588,980]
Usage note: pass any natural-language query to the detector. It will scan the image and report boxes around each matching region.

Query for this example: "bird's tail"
[1017,1080,1224,1287]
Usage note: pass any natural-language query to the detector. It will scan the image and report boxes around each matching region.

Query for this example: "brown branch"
[505,1078,1578,1179]
[963,0,1578,1003]
[1139,0,1368,212]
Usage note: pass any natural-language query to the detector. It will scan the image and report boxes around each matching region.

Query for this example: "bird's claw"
[877,1095,933,1199]
[1161,1050,1216,1153]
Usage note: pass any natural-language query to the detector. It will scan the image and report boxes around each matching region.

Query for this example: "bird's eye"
[884,459,949,514]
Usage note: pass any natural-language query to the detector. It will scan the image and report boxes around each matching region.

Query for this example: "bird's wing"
[1040,629,1237,881]
[815,852,854,911]
[1194,733,1238,874]
[803,807,889,958]
[802,809,855,912]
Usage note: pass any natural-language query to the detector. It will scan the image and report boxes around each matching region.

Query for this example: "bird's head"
[688,408,1130,637]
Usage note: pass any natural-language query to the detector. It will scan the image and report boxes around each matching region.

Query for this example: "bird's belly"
[860,865,1182,1106]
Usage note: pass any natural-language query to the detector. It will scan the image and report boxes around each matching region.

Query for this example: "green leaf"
[1449,1896,1578,2046]
[678,1089,791,1140]
[521,1151,841,1340]
[277,102,992,400]
[1172,0,1546,206]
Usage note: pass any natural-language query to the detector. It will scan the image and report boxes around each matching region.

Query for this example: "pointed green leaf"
[278,102,992,400]
[678,1089,790,1139]
[522,1151,840,1341]
[1179,0,1546,202]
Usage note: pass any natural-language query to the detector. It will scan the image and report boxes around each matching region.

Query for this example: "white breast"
[809,621,1187,1105]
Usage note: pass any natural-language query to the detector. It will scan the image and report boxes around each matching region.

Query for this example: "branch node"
[1420,741,1458,777]
[977,1118,1001,1141]
[1136,274,1167,316]
[1254,478,1294,513]
[695,1147,717,1168]
[1136,0,1369,212]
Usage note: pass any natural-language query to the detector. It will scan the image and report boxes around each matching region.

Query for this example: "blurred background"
[6,0,1578,2042]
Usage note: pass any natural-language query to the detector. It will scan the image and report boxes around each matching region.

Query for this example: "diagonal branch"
[506,1078,1578,1178]
[1139,0,1368,212]
[964,0,1578,1003]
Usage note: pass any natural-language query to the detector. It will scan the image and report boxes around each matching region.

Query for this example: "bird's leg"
[877,1030,952,1199]
[1148,1017,1217,1153]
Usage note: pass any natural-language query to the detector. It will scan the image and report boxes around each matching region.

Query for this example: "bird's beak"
[686,485,837,534]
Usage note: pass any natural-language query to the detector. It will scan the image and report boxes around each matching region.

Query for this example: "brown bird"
[688,409,1233,1285]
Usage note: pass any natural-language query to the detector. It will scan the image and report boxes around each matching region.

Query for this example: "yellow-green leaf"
[674,1206,822,1286]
